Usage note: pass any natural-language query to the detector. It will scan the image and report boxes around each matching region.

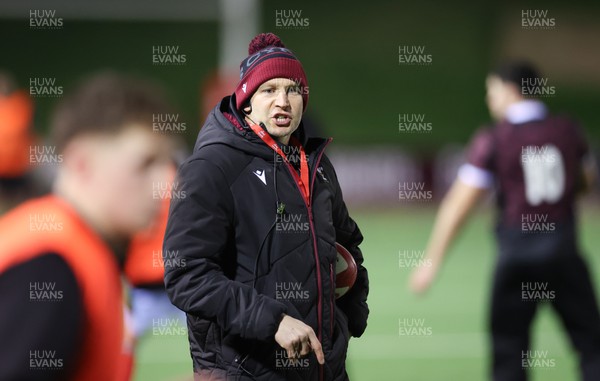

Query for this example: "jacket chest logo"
[253,169,267,185]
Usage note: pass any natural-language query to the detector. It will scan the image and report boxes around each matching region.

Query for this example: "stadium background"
[1,0,599,379]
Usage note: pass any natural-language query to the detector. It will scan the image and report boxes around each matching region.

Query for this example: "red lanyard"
[248,122,310,202]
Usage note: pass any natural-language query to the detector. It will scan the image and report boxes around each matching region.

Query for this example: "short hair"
[490,60,541,94]
[51,72,171,152]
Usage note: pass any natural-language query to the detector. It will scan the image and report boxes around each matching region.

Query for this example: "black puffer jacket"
[163,96,369,380]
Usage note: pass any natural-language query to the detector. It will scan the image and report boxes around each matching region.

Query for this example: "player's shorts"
[494,221,578,264]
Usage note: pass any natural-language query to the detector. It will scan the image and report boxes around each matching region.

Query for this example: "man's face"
[80,124,172,236]
[245,78,303,145]
[485,75,519,121]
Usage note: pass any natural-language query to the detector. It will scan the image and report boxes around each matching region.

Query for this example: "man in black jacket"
[163,33,369,380]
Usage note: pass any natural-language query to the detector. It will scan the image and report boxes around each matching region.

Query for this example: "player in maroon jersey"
[410,61,600,381]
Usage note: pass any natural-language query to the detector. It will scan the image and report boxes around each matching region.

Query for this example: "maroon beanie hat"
[234,33,308,112]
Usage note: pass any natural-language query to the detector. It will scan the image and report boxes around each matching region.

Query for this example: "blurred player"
[0,72,173,380]
[0,71,47,214]
[125,162,186,340]
[410,61,600,381]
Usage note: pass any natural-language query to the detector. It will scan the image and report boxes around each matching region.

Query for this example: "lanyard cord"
[248,122,310,202]
[247,120,311,288]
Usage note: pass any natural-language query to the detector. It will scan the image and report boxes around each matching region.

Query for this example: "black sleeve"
[323,156,370,337]
[163,158,287,341]
[0,253,84,380]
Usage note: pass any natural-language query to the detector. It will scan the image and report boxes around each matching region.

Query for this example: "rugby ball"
[335,242,358,299]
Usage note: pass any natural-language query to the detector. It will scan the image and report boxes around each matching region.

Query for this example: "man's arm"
[572,121,596,194]
[409,178,487,294]
[163,158,288,341]
[322,157,369,338]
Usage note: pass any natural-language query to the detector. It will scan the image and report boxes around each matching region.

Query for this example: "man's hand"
[409,263,439,295]
[274,314,325,365]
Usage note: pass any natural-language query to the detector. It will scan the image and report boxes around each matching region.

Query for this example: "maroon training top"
[466,115,588,228]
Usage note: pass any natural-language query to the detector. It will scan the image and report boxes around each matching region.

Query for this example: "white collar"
[504,100,548,124]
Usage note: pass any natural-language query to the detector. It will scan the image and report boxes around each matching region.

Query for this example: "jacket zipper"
[309,139,331,381]
[330,263,335,338]
[281,138,332,381]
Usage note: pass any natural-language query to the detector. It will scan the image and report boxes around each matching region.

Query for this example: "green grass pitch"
[133,204,600,381]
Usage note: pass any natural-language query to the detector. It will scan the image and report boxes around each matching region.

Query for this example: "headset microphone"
[276,202,286,215]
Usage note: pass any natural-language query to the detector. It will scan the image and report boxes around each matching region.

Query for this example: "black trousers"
[490,249,600,381]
